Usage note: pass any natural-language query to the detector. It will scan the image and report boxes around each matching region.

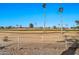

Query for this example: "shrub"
[3,36,9,42]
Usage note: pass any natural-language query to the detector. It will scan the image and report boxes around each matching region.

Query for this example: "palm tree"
[58,5,64,32]
[58,4,68,49]
[58,7,64,13]
[42,3,46,30]
[41,3,47,43]
[42,3,46,8]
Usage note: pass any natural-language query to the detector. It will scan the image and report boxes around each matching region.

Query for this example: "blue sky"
[0,3,79,27]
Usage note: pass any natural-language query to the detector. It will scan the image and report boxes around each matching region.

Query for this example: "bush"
[3,36,9,42]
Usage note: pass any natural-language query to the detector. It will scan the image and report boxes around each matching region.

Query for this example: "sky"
[0,3,79,27]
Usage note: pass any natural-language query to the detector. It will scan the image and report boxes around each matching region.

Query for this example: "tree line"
[0,20,79,30]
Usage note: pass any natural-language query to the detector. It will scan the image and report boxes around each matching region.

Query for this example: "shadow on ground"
[61,39,79,55]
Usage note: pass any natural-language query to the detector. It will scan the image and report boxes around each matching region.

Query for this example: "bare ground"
[0,31,79,55]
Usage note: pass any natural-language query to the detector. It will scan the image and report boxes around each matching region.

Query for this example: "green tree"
[53,26,57,29]
[75,20,79,25]
[75,20,79,29]
[29,23,34,28]
[6,26,13,29]
[0,26,4,29]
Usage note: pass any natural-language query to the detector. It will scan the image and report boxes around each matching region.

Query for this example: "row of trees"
[0,23,34,29]
[0,26,14,29]
[29,20,79,29]
[0,20,79,29]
